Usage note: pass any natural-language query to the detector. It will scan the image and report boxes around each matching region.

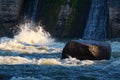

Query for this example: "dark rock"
[62,40,111,60]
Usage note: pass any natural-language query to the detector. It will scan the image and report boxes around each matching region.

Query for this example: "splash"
[14,23,54,45]
[0,22,64,54]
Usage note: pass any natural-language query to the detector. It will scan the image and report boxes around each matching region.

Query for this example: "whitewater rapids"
[0,23,120,80]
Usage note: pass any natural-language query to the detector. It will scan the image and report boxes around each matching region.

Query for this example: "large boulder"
[62,40,111,60]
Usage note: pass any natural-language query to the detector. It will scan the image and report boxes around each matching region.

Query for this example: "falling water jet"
[83,0,109,40]
[31,0,39,23]
[21,0,41,23]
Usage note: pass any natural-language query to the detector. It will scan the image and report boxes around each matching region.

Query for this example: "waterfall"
[83,0,109,40]
[31,0,39,22]
[22,0,40,22]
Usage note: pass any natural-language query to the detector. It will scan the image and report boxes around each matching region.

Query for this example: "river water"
[0,23,120,80]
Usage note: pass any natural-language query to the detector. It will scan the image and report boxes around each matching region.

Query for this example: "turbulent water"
[0,23,120,80]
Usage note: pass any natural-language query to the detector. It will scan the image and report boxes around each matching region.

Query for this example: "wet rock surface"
[62,40,111,60]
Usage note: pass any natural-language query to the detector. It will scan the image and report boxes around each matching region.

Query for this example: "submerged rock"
[62,40,111,60]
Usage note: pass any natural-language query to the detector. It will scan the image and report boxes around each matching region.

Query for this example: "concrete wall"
[0,0,23,22]
[0,0,120,38]
[108,0,120,38]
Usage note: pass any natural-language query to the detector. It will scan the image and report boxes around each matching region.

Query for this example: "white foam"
[0,56,61,65]
[0,23,64,54]
[0,56,95,66]
[37,58,61,65]
[0,56,32,64]
[0,39,40,54]
[61,58,95,66]
[14,23,54,45]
